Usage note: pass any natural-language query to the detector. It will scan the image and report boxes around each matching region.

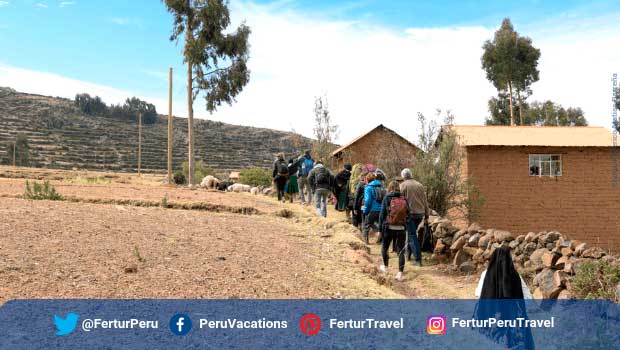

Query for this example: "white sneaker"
[379,265,387,274]
[395,272,403,281]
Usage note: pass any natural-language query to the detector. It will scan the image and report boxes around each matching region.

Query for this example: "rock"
[434,240,446,254]
[493,230,514,243]
[554,256,569,269]
[453,229,468,241]
[574,242,589,256]
[467,233,480,247]
[542,251,560,268]
[478,233,492,249]
[467,222,482,234]
[450,236,467,251]
[601,255,617,265]
[124,264,138,273]
[581,247,606,259]
[542,231,561,244]
[524,232,538,243]
[453,249,472,266]
[570,240,583,250]
[563,257,577,275]
[508,239,520,250]
[459,261,477,274]
[532,288,544,299]
[483,243,501,260]
[553,270,568,288]
[557,289,572,300]
[560,247,573,257]
[472,249,485,263]
[535,268,563,299]
[462,246,479,256]
[522,242,537,256]
[441,237,453,247]
[529,248,549,271]
[556,239,571,248]
[545,243,554,250]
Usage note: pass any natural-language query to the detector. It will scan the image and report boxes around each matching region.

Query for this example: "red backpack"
[387,196,408,226]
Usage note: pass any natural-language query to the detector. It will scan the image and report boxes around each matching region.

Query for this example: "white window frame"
[529,154,562,177]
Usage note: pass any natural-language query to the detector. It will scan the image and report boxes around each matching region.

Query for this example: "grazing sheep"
[241,184,251,192]
[250,187,259,195]
[262,187,274,196]
[200,175,220,189]
[217,181,233,192]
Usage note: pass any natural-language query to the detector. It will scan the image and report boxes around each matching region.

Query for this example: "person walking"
[298,150,314,206]
[272,153,289,202]
[362,172,385,245]
[378,181,409,281]
[308,161,333,217]
[351,169,367,231]
[334,163,352,212]
[286,157,302,203]
[399,168,426,266]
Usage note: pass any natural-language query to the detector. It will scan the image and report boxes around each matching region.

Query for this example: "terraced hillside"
[0,87,312,173]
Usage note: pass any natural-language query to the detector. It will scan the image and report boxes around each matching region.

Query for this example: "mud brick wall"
[464,145,620,248]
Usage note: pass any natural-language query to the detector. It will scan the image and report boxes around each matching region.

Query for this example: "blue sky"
[1,0,619,142]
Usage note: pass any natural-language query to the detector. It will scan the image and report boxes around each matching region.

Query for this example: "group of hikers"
[271,150,537,348]
[272,150,429,281]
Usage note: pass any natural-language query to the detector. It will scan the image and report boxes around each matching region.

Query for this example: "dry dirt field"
[0,166,477,304]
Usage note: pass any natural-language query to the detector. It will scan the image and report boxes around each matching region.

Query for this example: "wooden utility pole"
[138,112,142,177]
[168,67,173,184]
[12,142,16,167]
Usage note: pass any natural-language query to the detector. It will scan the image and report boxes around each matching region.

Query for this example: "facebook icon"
[169,313,192,336]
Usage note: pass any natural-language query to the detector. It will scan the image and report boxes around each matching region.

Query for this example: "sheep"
[250,187,259,195]
[217,181,233,192]
[262,187,274,196]
[200,175,220,189]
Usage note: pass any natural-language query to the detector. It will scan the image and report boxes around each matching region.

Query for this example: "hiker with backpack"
[400,168,427,266]
[351,168,367,231]
[378,181,409,281]
[272,153,289,202]
[285,157,303,203]
[334,163,352,212]
[362,172,385,245]
[308,161,333,217]
[298,150,314,206]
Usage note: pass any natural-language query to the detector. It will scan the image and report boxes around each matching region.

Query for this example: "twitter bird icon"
[54,313,79,336]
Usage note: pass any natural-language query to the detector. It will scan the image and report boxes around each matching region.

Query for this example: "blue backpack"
[301,158,314,176]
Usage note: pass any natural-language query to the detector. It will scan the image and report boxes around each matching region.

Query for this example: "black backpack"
[374,186,386,204]
[277,160,289,175]
[316,167,330,185]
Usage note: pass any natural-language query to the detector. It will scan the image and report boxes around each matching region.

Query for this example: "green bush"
[173,170,186,185]
[181,161,216,184]
[571,259,620,301]
[24,181,63,200]
[239,167,272,187]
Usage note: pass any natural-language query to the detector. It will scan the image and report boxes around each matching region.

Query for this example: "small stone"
[553,270,568,288]
[535,268,563,299]
[508,239,520,249]
[453,229,468,241]
[522,242,537,256]
[542,232,561,244]
[555,256,569,269]
[574,242,589,256]
[560,247,573,257]
[467,222,482,234]
[478,233,492,248]
[450,236,467,251]
[542,251,560,268]
[493,230,514,243]
[557,289,572,300]
[124,264,138,273]
[453,249,472,266]
[434,240,446,254]
[581,247,606,259]
[529,248,549,270]
[467,233,480,247]
[524,232,537,243]
[459,261,476,274]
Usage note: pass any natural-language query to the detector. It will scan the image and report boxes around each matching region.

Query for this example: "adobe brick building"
[448,125,620,248]
[330,124,420,174]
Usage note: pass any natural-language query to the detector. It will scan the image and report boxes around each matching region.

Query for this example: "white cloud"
[110,16,144,30]
[35,2,48,8]
[0,1,9,8]
[2,3,619,144]
[59,1,76,8]
[0,63,180,117]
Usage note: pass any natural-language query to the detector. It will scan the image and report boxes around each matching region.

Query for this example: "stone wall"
[428,215,619,299]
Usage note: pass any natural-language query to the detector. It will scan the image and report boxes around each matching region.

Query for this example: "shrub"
[173,170,186,185]
[571,260,620,301]
[5,133,30,166]
[239,167,272,187]
[24,181,63,200]
[181,161,216,184]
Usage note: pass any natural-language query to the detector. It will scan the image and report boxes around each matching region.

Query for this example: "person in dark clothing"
[474,246,535,350]
[351,171,368,230]
[286,157,302,203]
[378,181,409,281]
[272,153,289,202]
[308,161,333,217]
[334,163,352,212]
[298,150,314,205]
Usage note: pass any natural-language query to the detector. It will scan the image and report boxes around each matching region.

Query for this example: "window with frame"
[529,154,562,176]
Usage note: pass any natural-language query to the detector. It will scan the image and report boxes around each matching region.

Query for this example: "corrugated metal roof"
[447,125,614,147]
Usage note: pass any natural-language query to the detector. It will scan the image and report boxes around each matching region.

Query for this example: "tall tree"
[163,0,251,185]
[482,18,540,125]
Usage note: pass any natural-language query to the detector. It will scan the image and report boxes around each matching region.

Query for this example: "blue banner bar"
[1,299,618,349]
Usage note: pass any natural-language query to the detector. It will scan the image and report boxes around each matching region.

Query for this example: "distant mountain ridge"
[0,87,312,173]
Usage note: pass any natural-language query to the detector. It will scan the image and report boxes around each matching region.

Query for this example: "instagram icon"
[426,315,446,335]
